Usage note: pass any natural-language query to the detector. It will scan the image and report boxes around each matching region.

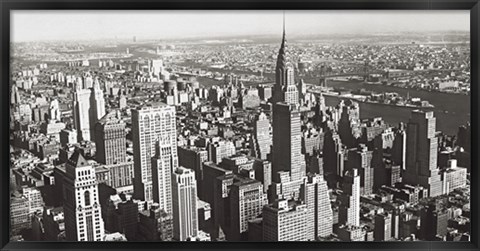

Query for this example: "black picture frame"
[1,0,479,251]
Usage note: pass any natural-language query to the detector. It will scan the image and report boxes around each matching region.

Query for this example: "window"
[84,191,91,206]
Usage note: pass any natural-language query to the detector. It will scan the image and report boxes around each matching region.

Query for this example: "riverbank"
[194,76,469,135]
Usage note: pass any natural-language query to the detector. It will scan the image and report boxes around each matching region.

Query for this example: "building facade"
[251,112,272,160]
[272,102,306,182]
[152,141,174,214]
[131,103,177,202]
[72,81,106,142]
[262,199,314,241]
[302,174,333,238]
[94,110,127,165]
[338,169,361,226]
[172,167,198,241]
[229,178,267,241]
[403,110,443,197]
[63,152,105,241]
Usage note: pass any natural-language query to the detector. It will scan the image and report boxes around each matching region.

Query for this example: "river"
[316,80,470,135]
[197,76,469,135]
[175,62,470,136]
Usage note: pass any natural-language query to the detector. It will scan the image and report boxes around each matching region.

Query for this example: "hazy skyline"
[12,10,469,42]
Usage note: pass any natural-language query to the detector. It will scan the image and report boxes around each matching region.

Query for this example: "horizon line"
[12,29,471,43]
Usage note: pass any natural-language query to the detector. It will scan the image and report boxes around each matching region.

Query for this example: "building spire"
[273,10,295,93]
[282,11,286,46]
[277,11,287,66]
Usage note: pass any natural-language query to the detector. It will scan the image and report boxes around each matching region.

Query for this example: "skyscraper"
[347,144,374,195]
[392,123,407,170]
[323,129,345,187]
[338,168,361,226]
[63,152,105,241]
[374,212,392,241]
[73,85,93,142]
[250,112,272,160]
[172,167,198,241]
[48,99,62,122]
[94,110,126,165]
[10,83,21,106]
[253,159,272,193]
[228,177,266,241]
[73,80,106,142]
[152,141,174,214]
[338,100,361,148]
[272,102,305,182]
[262,199,314,241]
[271,14,299,106]
[177,146,208,200]
[269,88,308,202]
[94,110,133,191]
[301,174,333,238]
[90,80,106,129]
[132,103,177,202]
[403,110,443,197]
[212,172,234,240]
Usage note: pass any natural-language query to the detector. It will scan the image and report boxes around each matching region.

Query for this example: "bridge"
[320,71,385,78]
[315,60,385,86]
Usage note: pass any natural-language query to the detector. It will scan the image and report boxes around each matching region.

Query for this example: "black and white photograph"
[9,10,471,242]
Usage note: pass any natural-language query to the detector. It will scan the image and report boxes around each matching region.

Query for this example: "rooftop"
[67,151,89,168]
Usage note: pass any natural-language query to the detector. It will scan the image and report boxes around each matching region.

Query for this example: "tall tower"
[152,140,174,214]
[403,110,443,197]
[250,112,272,160]
[94,110,126,165]
[172,167,198,241]
[323,129,344,180]
[338,99,361,148]
[11,84,21,106]
[338,168,360,226]
[302,174,333,238]
[49,99,61,122]
[271,13,299,106]
[73,80,106,142]
[347,144,374,196]
[131,103,177,202]
[272,102,306,182]
[374,212,392,241]
[392,123,407,170]
[90,79,106,141]
[63,152,105,241]
[73,86,93,142]
[229,178,267,241]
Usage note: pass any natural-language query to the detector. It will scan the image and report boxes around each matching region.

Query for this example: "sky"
[11,10,470,42]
